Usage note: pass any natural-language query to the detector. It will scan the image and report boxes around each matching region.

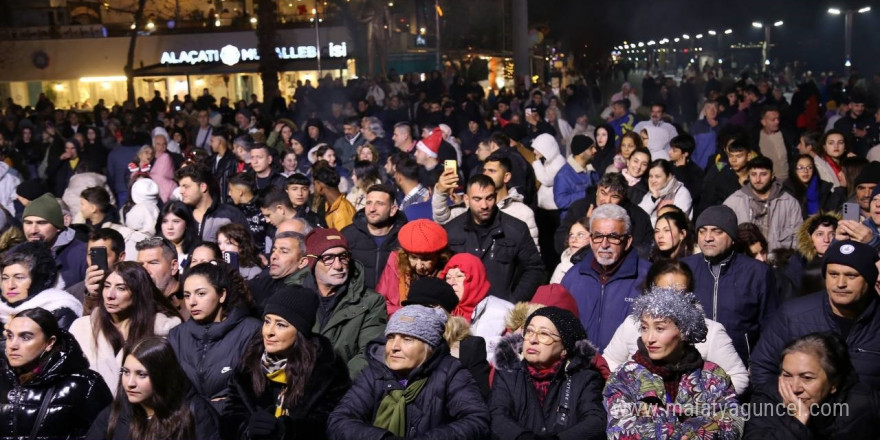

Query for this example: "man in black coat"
[341,184,406,289]
[750,240,880,388]
[554,172,653,258]
[444,174,545,303]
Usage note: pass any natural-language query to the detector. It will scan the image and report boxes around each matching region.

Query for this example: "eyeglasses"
[315,251,352,266]
[591,233,629,245]
[568,231,590,241]
[524,328,561,345]
[796,166,813,172]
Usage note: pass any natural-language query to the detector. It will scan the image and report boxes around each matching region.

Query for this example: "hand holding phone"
[223,251,240,270]
[89,247,109,273]
[842,202,860,222]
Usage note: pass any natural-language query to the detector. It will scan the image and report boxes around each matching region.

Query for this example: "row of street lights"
[615,5,872,74]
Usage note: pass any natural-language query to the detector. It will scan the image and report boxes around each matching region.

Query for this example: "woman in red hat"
[376,219,452,315]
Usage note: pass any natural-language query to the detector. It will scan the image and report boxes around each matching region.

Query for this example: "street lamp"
[828,6,872,75]
[753,19,783,71]
[707,30,717,36]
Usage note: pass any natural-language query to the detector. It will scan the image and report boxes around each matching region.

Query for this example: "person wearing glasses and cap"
[560,204,650,352]
[285,228,388,378]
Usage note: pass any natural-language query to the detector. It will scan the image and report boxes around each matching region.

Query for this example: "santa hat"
[416,128,443,158]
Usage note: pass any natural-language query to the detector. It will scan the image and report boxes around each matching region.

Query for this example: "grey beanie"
[695,205,738,240]
[631,286,708,344]
[386,305,448,348]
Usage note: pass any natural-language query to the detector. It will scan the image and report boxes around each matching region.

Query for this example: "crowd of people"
[0,65,879,439]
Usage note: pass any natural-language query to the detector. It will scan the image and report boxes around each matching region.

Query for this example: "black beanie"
[525,306,588,354]
[823,240,880,287]
[570,134,595,156]
[16,180,49,201]
[402,277,460,313]
[854,162,880,186]
[263,285,319,337]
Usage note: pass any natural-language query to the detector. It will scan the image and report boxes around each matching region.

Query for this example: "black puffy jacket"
[342,211,406,289]
[327,339,489,440]
[489,334,607,440]
[222,334,351,440]
[167,307,262,414]
[0,329,112,439]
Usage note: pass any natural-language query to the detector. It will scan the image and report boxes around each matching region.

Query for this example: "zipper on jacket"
[706,260,719,320]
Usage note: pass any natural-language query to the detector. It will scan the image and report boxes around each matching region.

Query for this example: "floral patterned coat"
[603,360,743,439]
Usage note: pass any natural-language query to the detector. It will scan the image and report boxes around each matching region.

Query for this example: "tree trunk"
[124,0,148,104]
[256,0,280,117]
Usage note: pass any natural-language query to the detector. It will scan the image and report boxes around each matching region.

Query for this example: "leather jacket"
[0,329,113,439]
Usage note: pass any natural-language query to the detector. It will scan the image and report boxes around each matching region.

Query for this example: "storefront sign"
[160,42,347,66]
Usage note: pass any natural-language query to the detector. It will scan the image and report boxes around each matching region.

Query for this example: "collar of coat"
[493,332,598,374]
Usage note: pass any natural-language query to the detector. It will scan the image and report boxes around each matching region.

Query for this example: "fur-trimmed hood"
[0,287,82,322]
[796,211,841,262]
[493,332,598,373]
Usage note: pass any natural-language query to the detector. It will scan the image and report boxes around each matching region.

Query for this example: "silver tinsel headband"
[631,286,708,344]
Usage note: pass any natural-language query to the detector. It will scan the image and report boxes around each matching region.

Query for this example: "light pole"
[828,6,872,76]
[752,20,783,71]
[311,5,322,78]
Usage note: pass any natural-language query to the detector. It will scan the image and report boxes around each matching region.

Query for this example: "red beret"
[398,219,448,254]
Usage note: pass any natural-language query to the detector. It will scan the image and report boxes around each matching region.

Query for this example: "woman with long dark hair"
[782,154,845,218]
[0,307,112,438]
[86,337,220,440]
[223,286,351,439]
[169,262,260,413]
[69,261,182,396]
[217,223,264,280]
[649,210,696,261]
[157,201,198,270]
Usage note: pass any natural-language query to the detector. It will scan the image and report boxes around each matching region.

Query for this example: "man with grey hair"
[560,203,650,351]
[247,230,308,308]
[360,116,392,164]
[136,236,188,320]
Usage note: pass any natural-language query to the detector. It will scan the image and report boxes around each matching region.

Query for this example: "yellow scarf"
[266,369,288,417]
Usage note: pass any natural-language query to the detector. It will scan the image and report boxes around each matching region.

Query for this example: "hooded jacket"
[0,162,21,215]
[223,334,352,440]
[439,253,490,323]
[168,307,261,414]
[490,334,607,440]
[530,134,566,210]
[327,339,490,440]
[553,156,598,214]
[285,260,388,378]
[640,124,673,161]
[724,179,802,250]
[149,151,177,203]
[0,287,82,330]
[63,172,116,222]
[124,178,160,235]
[445,208,545,303]
[52,227,89,289]
[341,210,406,289]
[0,329,112,439]
[469,295,514,366]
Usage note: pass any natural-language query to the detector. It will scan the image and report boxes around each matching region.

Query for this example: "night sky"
[531,0,880,74]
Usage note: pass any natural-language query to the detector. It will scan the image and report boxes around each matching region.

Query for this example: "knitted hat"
[631,286,708,344]
[402,277,460,313]
[854,162,880,186]
[304,228,349,267]
[416,128,443,158]
[15,180,49,201]
[525,306,587,354]
[22,193,64,230]
[695,205,738,240]
[263,285,319,337]
[569,134,595,157]
[823,240,880,287]
[385,305,448,348]
[398,219,448,254]
[532,284,580,317]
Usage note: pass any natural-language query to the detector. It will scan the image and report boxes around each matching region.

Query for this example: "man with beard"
[342,184,406,288]
[248,230,308,308]
[332,116,365,171]
[834,92,875,157]
[285,228,387,378]
[22,193,87,287]
[136,237,189,320]
[444,174,544,303]
[724,156,802,250]
[682,205,778,364]
[560,204,650,351]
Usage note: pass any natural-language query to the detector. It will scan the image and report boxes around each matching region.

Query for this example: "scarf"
[622,169,641,187]
[262,352,289,417]
[527,359,563,406]
[373,377,428,436]
[632,339,703,403]
[805,175,820,215]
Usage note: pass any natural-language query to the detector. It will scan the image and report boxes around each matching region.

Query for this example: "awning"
[131,58,348,77]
